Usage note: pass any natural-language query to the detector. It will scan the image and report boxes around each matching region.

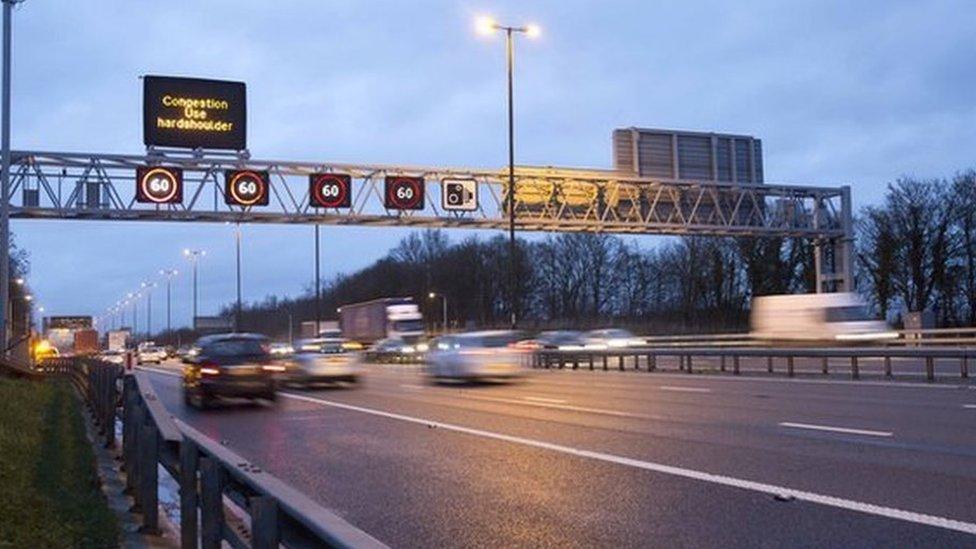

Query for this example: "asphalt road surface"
[141,360,976,548]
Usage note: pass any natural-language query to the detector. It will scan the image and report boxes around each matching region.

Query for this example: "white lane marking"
[523,396,567,404]
[779,422,893,438]
[280,391,976,535]
[659,385,712,394]
[466,394,662,420]
[963,404,976,409]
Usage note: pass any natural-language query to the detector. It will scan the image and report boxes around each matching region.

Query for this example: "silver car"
[284,338,361,387]
[426,331,526,381]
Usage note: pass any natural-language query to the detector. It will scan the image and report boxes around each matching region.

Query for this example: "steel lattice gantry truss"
[5,149,854,288]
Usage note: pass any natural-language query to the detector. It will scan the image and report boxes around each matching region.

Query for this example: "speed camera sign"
[384,176,425,210]
[441,178,477,211]
[224,170,269,206]
[136,166,183,204]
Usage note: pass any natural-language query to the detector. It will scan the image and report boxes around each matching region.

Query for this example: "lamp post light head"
[475,15,497,35]
[525,23,541,38]
[428,292,437,299]
[24,294,32,302]
[14,277,23,285]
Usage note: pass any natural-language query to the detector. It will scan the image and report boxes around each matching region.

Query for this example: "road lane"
[141,363,976,547]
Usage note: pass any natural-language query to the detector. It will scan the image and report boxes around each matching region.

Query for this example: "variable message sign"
[143,75,247,150]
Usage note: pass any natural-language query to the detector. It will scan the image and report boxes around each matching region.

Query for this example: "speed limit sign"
[135,166,183,204]
[224,170,270,206]
[384,176,425,210]
[309,173,352,208]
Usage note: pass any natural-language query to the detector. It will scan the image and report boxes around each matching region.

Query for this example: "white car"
[138,346,167,364]
[285,338,361,387]
[582,329,644,349]
[426,331,526,381]
[99,349,126,365]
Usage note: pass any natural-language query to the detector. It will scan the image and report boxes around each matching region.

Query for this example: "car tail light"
[199,362,220,376]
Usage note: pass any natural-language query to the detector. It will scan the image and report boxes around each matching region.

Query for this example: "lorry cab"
[386,304,424,342]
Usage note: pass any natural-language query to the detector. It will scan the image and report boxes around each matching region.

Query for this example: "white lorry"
[338,297,424,345]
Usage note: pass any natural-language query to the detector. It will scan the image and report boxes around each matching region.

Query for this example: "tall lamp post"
[159,269,178,334]
[475,15,540,329]
[183,249,205,330]
[0,0,26,357]
[141,281,156,340]
[428,292,448,334]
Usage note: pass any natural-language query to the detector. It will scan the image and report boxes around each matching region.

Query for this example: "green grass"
[0,377,119,548]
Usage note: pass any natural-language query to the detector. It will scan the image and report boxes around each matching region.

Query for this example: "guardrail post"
[850,356,859,380]
[558,355,565,369]
[720,355,726,373]
[125,385,143,500]
[251,496,280,549]
[926,357,935,382]
[767,356,774,374]
[732,355,740,375]
[602,354,608,371]
[648,354,656,372]
[961,356,969,379]
[200,457,224,549]
[138,417,160,534]
[588,354,594,371]
[884,356,892,378]
[677,355,684,371]
[686,355,693,374]
[822,357,829,375]
[787,356,794,378]
[105,366,118,448]
[180,440,199,549]
[572,354,579,370]
[618,354,624,371]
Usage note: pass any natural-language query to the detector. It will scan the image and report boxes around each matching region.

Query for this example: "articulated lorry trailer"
[338,297,424,344]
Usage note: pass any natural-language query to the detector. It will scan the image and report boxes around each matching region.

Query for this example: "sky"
[7,0,975,328]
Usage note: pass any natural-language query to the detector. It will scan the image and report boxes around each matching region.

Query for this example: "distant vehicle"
[365,337,426,363]
[300,320,340,339]
[99,349,125,365]
[582,328,644,349]
[283,338,361,387]
[339,297,424,345]
[269,342,295,356]
[138,346,167,364]
[426,330,526,381]
[537,330,588,350]
[182,333,279,409]
[33,340,60,362]
[73,329,99,355]
[750,292,898,343]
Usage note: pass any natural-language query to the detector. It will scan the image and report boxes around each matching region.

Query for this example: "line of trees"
[180,169,972,339]
[857,171,976,325]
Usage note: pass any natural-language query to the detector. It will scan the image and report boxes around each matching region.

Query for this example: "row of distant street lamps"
[100,249,205,339]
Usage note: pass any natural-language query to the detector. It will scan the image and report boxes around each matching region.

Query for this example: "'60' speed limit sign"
[309,173,352,208]
[136,166,183,204]
[384,176,425,210]
[224,170,270,206]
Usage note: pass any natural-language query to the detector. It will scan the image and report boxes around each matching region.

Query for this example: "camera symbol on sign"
[442,178,477,211]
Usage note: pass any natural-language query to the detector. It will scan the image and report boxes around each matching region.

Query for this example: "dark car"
[182,333,279,409]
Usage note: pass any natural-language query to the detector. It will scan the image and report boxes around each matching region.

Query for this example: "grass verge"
[0,377,119,547]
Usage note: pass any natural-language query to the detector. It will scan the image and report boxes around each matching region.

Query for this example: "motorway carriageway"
[141,361,976,547]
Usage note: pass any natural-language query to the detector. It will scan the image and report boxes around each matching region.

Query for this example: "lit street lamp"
[183,249,205,329]
[428,292,448,334]
[141,281,156,339]
[475,15,540,329]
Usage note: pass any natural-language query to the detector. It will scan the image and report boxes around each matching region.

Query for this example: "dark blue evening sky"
[8,0,975,327]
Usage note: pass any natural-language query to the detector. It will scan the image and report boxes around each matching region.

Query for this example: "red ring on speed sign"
[228,170,267,206]
[139,167,180,203]
[311,174,350,208]
[385,176,424,209]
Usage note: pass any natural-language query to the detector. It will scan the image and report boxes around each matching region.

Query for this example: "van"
[750,293,898,344]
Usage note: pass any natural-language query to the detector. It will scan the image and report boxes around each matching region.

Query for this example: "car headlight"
[401,346,415,354]
[416,343,429,352]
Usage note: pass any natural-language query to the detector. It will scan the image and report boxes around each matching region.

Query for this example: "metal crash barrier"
[43,359,386,549]
[533,346,972,382]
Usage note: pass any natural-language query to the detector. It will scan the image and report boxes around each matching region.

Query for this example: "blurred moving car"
[269,342,295,357]
[138,345,167,364]
[283,338,361,387]
[537,330,588,350]
[365,337,426,363]
[750,292,898,343]
[33,340,60,362]
[426,330,526,381]
[582,328,644,348]
[99,349,126,365]
[182,333,279,409]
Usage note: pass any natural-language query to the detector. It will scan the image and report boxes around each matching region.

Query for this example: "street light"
[159,269,178,334]
[0,0,27,358]
[474,14,540,329]
[141,281,157,339]
[428,292,448,334]
[183,249,205,329]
